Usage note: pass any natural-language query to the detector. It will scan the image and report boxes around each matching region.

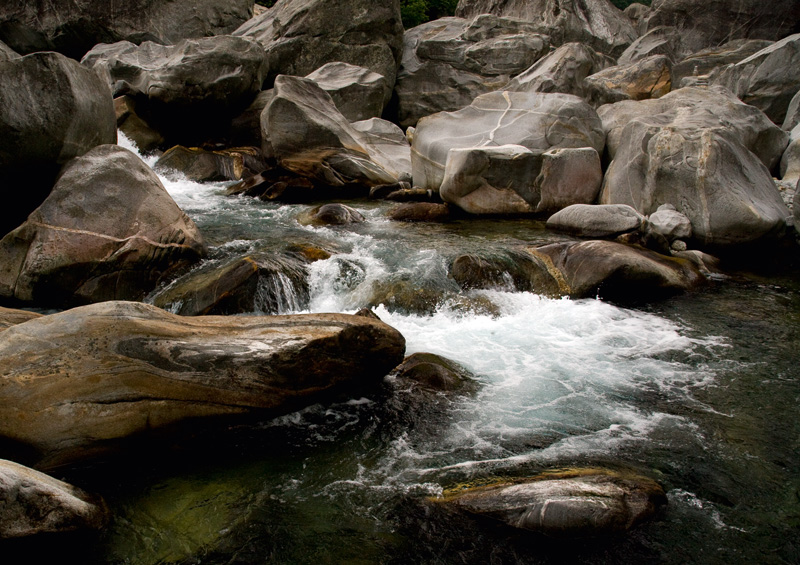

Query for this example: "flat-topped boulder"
[0,145,207,307]
[546,204,644,238]
[0,301,406,468]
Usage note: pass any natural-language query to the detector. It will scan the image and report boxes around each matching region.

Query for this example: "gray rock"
[584,55,672,107]
[390,352,479,394]
[234,0,403,89]
[306,62,391,122]
[783,90,800,131]
[0,300,406,468]
[0,39,19,62]
[599,87,791,248]
[115,95,165,153]
[0,307,42,333]
[0,459,109,538]
[440,145,602,215]
[794,180,800,234]
[455,0,637,57]
[437,468,666,536]
[0,145,207,307]
[154,146,265,183]
[0,52,116,236]
[617,26,684,65]
[351,118,413,183]
[643,0,800,57]
[645,205,693,242]
[387,202,452,223]
[0,0,253,60]
[506,42,613,98]
[395,16,550,128]
[710,34,800,125]
[411,90,605,191]
[623,3,650,34]
[450,249,567,296]
[546,204,644,238]
[298,203,366,226]
[82,36,269,145]
[780,124,800,184]
[672,39,774,87]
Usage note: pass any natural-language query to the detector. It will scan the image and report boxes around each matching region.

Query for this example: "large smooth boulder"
[0,459,109,538]
[0,0,254,60]
[505,42,612,98]
[412,90,604,191]
[780,124,800,184]
[617,26,684,65]
[546,204,644,238]
[0,52,116,237]
[672,39,774,87]
[306,62,391,122]
[599,87,791,248]
[82,36,269,145]
[395,16,550,127]
[455,0,637,57]
[437,468,666,537]
[263,75,406,188]
[710,34,800,125]
[154,146,265,183]
[0,307,42,332]
[0,145,207,307]
[784,90,800,131]
[0,300,406,468]
[234,0,403,89]
[584,55,672,107]
[643,0,800,57]
[0,39,19,62]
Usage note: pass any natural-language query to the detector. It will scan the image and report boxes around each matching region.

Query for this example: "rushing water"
[17,139,799,564]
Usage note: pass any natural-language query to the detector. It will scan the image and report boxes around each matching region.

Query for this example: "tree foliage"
[401,0,458,29]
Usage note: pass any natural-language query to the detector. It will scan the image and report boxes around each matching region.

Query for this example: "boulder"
[228,89,275,148]
[710,34,800,125]
[450,250,567,296]
[0,300,406,468]
[784,90,800,131]
[645,204,693,242]
[263,75,403,189]
[0,0,254,60]
[0,39,19,61]
[455,0,637,57]
[0,307,42,333]
[623,3,650,34]
[643,0,800,57]
[150,253,309,316]
[297,203,366,226]
[0,52,116,237]
[672,39,774,87]
[584,55,672,107]
[440,145,602,215]
[780,124,800,184]
[0,459,109,538]
[505,42,612,98]
[598,87,791,248]
[617,26,683,65]
[115,95,165,153]
[412,90,605,191]
[388,202,453,223]
[351,118,413,183]
[233,0,403,89]
[306,62,391,122]
[0,145,207,307]
[395,16,550,128]
[390,352,479,394]
[795,181,800,235]
[546,204,644,238]
[154,146,265,183]
[437,468,666,537]
[82,36,269,145]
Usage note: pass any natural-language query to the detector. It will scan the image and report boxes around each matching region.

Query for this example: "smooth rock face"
[412,90,605,191]
[395,16,550,127]
[450,250,567,296]
[82,36,269,144]
[710,34,800,125]
[154,146,265,183]
[298,203,366,226]
[546,204,644,238]
[455,0,637,57]
[0,459,109,538]
[0,307,42,332]
[234,0,403,89]
[0,0,254,59]
[0,145,207,307]
[584,55,672,106]
[599,87,791,247]
[0,52,116,236]
[390,352,479,394]
[780,124,800,184]
[506,42,612,98]
[617,26,684,65]
[0,39,19,61]
[0,301,406,467]
[784,90,800,131]
[438,468,667,537]
[794,181,800,234]
[646,205,693,242]
[672,38,774,86]
[643,0,800,57]
[351,119,413,183]
[306,62,390,122]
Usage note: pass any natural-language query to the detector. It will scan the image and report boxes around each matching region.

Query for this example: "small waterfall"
[254,271,307,314]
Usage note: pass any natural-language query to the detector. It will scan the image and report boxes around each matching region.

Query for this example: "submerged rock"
[436,468,667,537]
[390,352,480,394]
[297,203,366,227]
[0,301,406,468]
[0,458,109,538]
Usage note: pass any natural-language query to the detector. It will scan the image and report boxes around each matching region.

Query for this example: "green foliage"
[401,0,458,29]
[255,0,276,7]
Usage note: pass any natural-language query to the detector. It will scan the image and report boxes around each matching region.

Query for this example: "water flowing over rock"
[306,62,391,122]
[233,0,403,89]
[82,36,269,145]
[584,55,672,106]
[0,0,254,60]
[598,87,791,248]
[0,301,406,468]
[154,146,266,183]
[672,39,774,88]
[411,90,604,192]
[0,145,207,307]
[0,459,109,538]
[395,16,550,127]
[437,468,666,537]
[643,0,800,57]
[455,0,637,57]
[546,204,644,238]
[710,34,800,125]
[0,52,116,237]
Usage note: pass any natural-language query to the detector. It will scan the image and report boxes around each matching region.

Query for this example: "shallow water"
[15,140,800,564]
